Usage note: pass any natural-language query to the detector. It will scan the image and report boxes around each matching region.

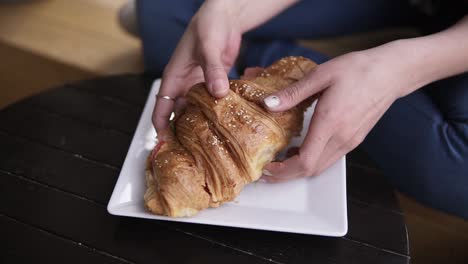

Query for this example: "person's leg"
[240,0,421,69]
[136,0,421,75]
[361,74,468,219]
[240,39,329,68]
[246,0,419,39]
[136,0,202,75]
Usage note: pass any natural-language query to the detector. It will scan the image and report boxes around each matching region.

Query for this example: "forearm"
[383,15,468,96]
[207,0,299,33]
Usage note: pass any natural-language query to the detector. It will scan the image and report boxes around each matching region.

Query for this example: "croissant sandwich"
[145,56,318,217]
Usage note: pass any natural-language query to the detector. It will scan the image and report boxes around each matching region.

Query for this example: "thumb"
[263,71,328,112]
[201,48,230,98]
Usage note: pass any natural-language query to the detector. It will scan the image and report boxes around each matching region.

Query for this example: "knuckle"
[336,131,350,146]
[309,169,320,177]
[161,69,171,80]
[276,161,288,171]
[191,17,206,36]
[199,40,212,53]
[309,64,331,84]
[344,51,364,62]
[204,63,224,74]
[347,135,364,150]
[297,152,313,175]
[310,64,324,77]
[313,106,334,122]
[282,83,302,104]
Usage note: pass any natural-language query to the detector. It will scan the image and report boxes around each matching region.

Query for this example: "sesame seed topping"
[209,135,222,146]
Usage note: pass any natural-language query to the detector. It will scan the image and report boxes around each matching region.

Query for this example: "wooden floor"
[0,1,467,263]
[0,0,142,109]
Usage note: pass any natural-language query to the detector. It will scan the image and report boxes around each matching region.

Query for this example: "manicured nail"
[264,95,280,108]
[262,169,273,176]
[210,79,228,97]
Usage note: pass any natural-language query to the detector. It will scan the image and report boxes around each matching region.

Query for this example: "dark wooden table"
[0,75,410,264]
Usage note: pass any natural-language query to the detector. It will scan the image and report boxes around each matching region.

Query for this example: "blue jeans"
[137,0,468,219]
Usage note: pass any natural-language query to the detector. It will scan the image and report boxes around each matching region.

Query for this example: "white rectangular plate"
[108,79,347,236]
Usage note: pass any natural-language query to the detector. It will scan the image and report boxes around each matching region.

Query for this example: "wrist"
[365,39,438,99]
[372,16,468,98]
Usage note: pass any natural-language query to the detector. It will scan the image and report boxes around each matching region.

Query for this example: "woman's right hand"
[152,0,299,134]
[152,1,242,134]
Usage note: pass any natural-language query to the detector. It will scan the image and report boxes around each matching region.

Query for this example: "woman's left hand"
[262,41,425,182]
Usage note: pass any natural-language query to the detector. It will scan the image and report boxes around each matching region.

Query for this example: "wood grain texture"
[0,42,94,109]
[0,0,143,75]
[0,170,409,264]
[0,104,131,167]
[398,194,468,264]
[0,133,409,257]
[0,172,271,264]
[23,86,143,135]
[0,75,410,263]
[0,214,130,264]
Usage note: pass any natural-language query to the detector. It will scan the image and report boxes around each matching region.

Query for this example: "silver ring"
[157,94,176,101]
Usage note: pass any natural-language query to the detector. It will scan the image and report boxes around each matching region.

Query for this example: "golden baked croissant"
[145,56,318,217]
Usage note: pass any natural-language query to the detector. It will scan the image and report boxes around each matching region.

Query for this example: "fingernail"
[262,169,273,176]
[210,79,228,97]
[264,95,280,108]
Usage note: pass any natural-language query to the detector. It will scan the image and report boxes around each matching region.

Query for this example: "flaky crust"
[145,56,318,217]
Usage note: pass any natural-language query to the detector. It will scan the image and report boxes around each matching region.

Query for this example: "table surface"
[0,75,410,264]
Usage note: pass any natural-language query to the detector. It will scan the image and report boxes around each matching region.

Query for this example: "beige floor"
[1,1,467,263]
[0,0,142,109]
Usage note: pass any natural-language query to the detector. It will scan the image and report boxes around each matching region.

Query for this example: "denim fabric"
[137,0,468,219]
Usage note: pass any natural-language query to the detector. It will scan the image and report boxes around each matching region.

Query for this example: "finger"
[262,101,335,182]
[200,46,230,98]
[152,98,176,136]
[152,34,198,133]
[152,74,185,134]
[264,67,330,112]
[153,67,205,135]
[261,155,311,183]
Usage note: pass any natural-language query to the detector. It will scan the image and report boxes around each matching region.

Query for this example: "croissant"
[145,56,318,217]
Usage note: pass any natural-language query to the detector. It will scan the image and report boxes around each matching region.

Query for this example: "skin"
[152,0,297,133]
[153,0,468,183]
